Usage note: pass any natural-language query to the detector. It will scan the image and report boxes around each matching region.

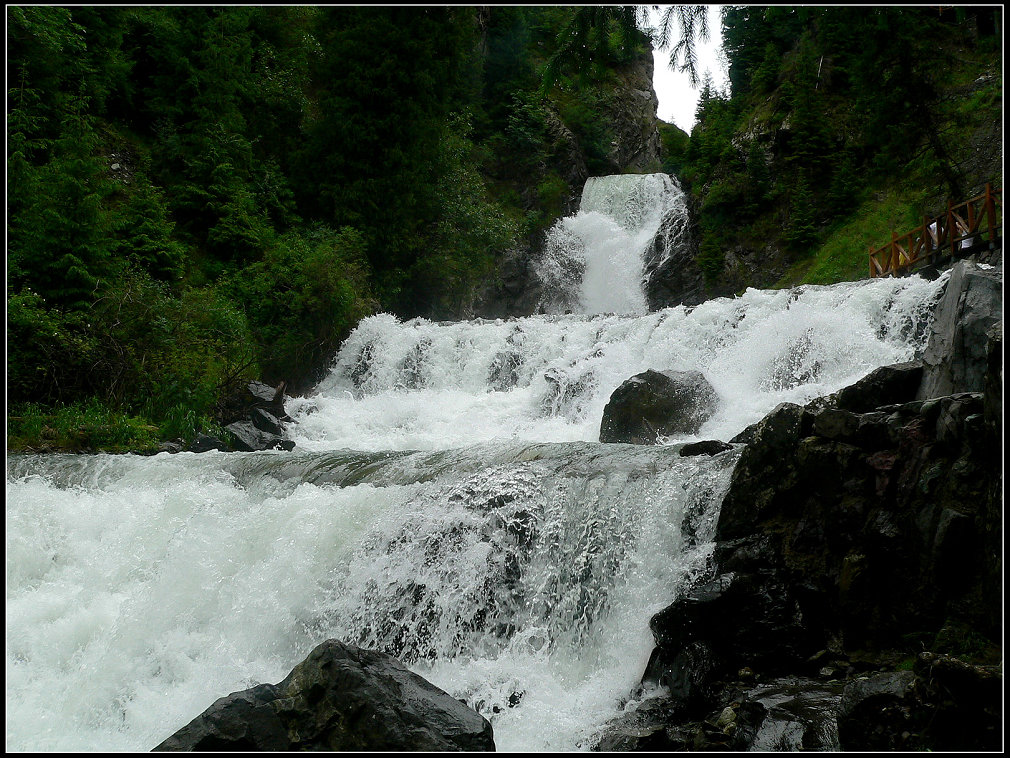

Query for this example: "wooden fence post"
[947,200,955,259]
[891,231,899,274]
[984,183,996,242]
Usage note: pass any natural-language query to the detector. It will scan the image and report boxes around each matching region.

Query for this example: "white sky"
[648,5,730,133]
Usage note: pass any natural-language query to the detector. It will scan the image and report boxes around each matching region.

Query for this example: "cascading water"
[6,173,950,752]
[535,173,689,315]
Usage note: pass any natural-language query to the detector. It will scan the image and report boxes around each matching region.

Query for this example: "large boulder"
[643,571,813,701]
[225,420,295,452]
[833,361,924,413]
[216,380,296,452]
[917,260,1002,399]
[153,640,495,752]
[599,369,719,443]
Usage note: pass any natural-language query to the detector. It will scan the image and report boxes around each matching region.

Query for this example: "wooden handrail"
[869,184,1002,277]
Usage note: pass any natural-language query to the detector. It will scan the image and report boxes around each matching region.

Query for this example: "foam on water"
[289,273,948,452]
[7,443,736,752]
[5,171,950,752]
[536,173,688,315]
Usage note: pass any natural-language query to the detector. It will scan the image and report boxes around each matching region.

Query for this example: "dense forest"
[7,5,655,449]
[6,5,1003,452]
[662,5,1002,292]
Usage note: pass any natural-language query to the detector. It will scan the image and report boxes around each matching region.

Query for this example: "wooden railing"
[869,184,1002,277]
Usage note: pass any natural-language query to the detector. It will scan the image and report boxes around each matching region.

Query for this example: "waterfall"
[5,174,950,752]
[535,173,688,315]
[289,272,947,452]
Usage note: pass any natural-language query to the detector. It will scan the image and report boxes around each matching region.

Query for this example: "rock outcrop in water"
[600,369,718,444]
[597,260,1003,752]
[153,639,495,752]
[184,381,296,453]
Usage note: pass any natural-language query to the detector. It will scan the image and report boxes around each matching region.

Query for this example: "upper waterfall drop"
[535,173,689,315]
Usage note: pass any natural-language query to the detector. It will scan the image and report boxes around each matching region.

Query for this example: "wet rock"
[398,337,431,389]
[836,671,915,750]
[215,380,295,452]
[250,407,285,436]
[644,572,812,702]
[591,697,682,751]
[746,677,845,751]
[244,380,292,421]
[907,652,1002,751]
[626,258,1002,753]
[187,433,230,453]
[488,350,523,392]
[832,360,924,412]
[600,369,718,444]
[153,639,495,752]
[679,440,733,457]
[917,260,1002,399]
[225,421,295,452]
[541,365,597,418]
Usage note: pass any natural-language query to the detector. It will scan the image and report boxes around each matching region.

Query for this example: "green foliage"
[557,91,613,175]
[785,169,819,250]
[775,189,923,287]
[7,400,160,453]
[696,221,727,285]
[414,123,520,315]
[658,121,690,176]
[8,105,117,309]
[541,6,647,89]
[222,226,375,389]
[4,4,690,450]
[751,42,781,94]
[7,289,101,406]
[683,6,999,293]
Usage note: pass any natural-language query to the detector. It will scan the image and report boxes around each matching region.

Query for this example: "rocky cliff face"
[598,52,662,175]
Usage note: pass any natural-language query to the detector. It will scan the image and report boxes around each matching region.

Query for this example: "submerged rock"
[600,369,718,444]
[152,639,495,752]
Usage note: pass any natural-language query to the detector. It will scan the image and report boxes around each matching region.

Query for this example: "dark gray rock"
[225,421,294,452]
[540,365,597,417]
[905,652,1003,751]
[599,50,662,174]
[836,671,915,750]
[153,639,495,752]
[625,257,1002,754]
[644,572,812,703]
[834,361,924,412]
[679,439,733,457]
[245,380,291,419]
[187,434,230,453]
[746,677,844,752]
[917,260,1002,399]
[487,350,523,392]
[600,369,718,444]
[250,407,285,437]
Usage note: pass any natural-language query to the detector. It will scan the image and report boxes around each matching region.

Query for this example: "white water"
[7,444,735,752]
[535,173,688,315]
[290,273,948,453]
[5,174,950,753]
